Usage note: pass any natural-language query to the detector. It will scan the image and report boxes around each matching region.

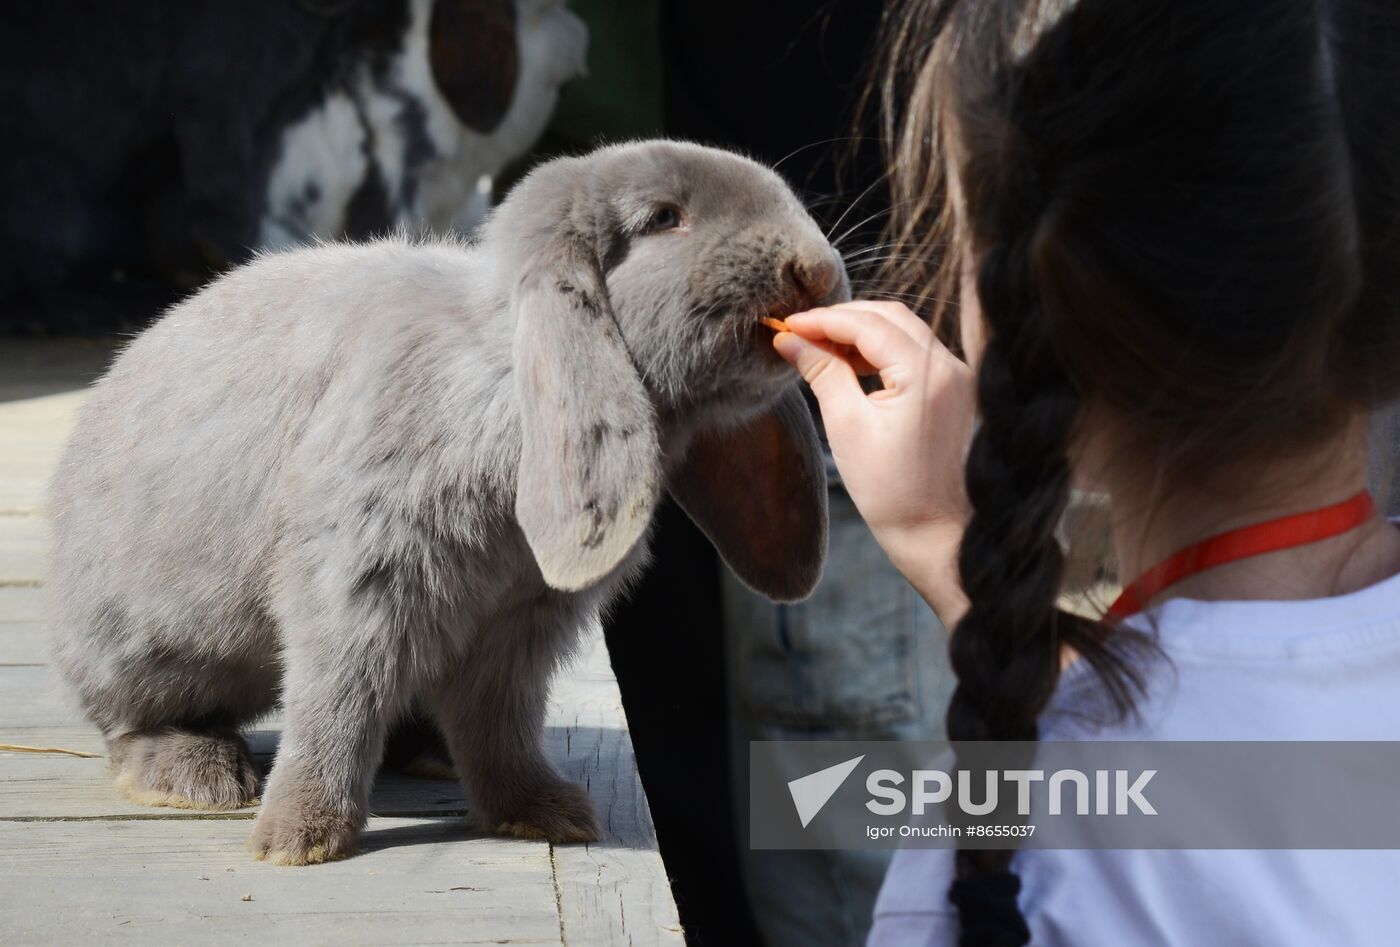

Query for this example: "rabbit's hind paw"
[109,728,260,811]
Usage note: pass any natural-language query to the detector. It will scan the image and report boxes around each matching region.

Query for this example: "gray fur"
[48,140,844,864]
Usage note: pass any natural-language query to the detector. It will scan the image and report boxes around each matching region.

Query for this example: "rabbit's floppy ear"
[669,388,828,602]
[513,232,662,591]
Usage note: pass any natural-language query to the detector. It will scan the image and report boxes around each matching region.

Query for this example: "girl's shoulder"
[1048,548,1400,741]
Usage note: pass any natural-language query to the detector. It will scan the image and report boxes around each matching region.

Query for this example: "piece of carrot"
[760,316,790,333]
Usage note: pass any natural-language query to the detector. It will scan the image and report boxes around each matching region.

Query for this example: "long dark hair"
[873,0,1400,943]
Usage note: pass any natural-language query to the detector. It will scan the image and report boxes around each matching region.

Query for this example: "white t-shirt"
[869,557,1400,947]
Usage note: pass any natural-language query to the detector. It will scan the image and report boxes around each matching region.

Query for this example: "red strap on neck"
[1105,490,1375,621]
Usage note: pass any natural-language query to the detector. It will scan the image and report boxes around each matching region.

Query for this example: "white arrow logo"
[787,755,865,828]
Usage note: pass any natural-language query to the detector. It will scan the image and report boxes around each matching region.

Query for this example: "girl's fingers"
[781,306,929,376]
[771,332,867,428]
[840,344,880,376]
[819,300,933,345]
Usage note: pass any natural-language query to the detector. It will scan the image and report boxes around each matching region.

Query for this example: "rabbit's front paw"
[488,779,602,844]
[249,795,361,866]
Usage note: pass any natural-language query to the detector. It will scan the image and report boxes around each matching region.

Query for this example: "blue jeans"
[723,483,954,947]
[1372,406,1400,516]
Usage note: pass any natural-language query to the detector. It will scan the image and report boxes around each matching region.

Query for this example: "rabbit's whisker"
[831,207,896,248]
[829,198,923,252]
[770,136,867,174]
[822,172,893,244]
[840,246,903,266]
[845,259,907,273]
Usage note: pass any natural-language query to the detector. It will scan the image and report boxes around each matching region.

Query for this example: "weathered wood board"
[0,818,563,945]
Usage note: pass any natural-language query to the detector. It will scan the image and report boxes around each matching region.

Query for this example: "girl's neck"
[1106,422,1400,608]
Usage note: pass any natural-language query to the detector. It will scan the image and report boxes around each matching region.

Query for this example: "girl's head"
[877,0,1400,939]
[890,0,1400,455]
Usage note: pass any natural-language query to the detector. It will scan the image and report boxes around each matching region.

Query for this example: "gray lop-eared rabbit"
[49,140,845,865]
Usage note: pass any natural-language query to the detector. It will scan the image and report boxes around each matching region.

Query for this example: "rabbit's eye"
[645,206,684,233]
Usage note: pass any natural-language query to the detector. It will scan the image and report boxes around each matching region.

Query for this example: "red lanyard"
[1105,490,1376,621]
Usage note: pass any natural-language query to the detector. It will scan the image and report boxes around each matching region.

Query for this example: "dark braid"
[943,189,1148,945]
[946,207,1079,946]
[946,203,1148,946]
[938,13,1147,946]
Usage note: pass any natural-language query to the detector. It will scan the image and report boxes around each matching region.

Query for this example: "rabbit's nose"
[782,254,841,308]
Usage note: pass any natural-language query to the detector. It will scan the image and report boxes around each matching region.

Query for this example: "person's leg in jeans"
[1372,405,1399,515]
[657,4,924,940]
[723,476,954,947]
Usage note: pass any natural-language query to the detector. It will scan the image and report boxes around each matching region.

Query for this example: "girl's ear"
[669,388,829,602]
[513,234,662,591]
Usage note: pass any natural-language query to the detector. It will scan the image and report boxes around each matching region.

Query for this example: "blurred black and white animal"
[0,0,585,330]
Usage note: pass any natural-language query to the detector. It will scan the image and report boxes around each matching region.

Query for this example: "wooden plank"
[0,660,63,710]
[0,640,649,827]
[0,586,45,623]
[0,664,71,728]
[0,465,56,513]
[0,361,100,515]
[546,639,686,946]
[554,846,683,947]
[0,724,106,757]
[0,667,453,819]
[0,589,48,666]
[0,389,89,446]
[1,649,684,942]
[0,818,562,946]
[0,745,473,821]
[1,643,684,941]
[0,513,47,585]
[0,620,45,665]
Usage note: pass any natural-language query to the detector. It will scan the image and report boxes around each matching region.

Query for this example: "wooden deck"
[0,339,683,945]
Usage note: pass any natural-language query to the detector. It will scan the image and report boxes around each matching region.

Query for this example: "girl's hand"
[773,301,975,627]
